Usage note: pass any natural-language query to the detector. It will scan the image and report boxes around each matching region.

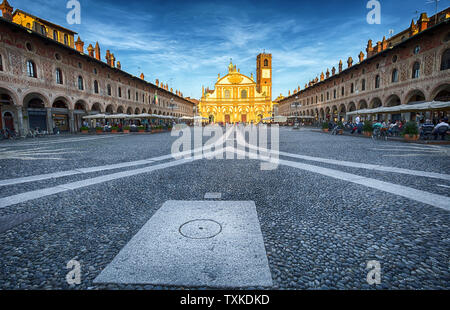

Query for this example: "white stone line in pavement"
[437,184,450,189]
[3,135,123,147]
[227,145,450,211]
[204,192,222,199]
[234,130,450,181]
[0,127,236,188]
[0,158,194,209]
[275,158,450,212]
[0,159,153,187]
[382,154,441,157]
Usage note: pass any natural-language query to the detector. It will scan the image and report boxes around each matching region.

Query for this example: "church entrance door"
[225,115,230,124]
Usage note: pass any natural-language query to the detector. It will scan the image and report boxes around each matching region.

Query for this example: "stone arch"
[135,108,140,114]
[325,107,331,120]
[0,86,20,106]
[430,83,450,102]
[91,102,103,113]
[117,106,125,114]
[22,91,50,108]
[385,94,401,107]
[404,89,426,104]
[74,100,87,111]
[319,108,325,120]
[105,104,115,114]
[358,100,368,110]
[347,102,357,112]
[142,108,147,114]
[53,96,71,109]
[370,97,382,109]
[126,107,133,115]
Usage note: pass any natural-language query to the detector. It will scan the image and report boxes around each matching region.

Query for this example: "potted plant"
[363,121,373,137]
[95,126,103,134]
[111,126,119,133]
[123,126,130,134]
[337,121,344,135]
[322,122,329,132]
[81,126,89,134]
[138,125,145,133]
[402,121,419,141]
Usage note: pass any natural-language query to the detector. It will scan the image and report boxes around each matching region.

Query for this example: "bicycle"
[331,125,343,135]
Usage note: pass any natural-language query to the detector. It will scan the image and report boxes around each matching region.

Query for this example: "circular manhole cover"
[179,219,222,239]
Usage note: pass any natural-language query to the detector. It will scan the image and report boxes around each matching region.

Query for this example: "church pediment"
[217,73,255,86]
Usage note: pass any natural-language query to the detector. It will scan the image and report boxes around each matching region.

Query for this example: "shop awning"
[82,114,106,119]
[273,116,287,123]
[347,101,450,116]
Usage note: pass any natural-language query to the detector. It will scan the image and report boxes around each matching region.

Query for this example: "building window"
[326,92,329,100]
[361,79,366,91]
[341,87,344,96]
[351,83,354,93]
[413,45,420,55]
[40,25,46,36]
[333,89,336,99]
[0,54,3,71]
[128,89,131,100]
[142,94,145,103]
[64,34,68,45]
[441,49,450,71]
[136,92,138,101]
[94,80,99,94]
[53,30,58,41]
[56,68,63,84]
[412,62,420,79]
[264,59,268,67]
[27,60,37,78]
[118,87,122,97]
[241,90,247,99]
[392,55,398,63]
[78,76,84,90]
[391,69,399,83]
[107,84,111,96]
[375,75,380,89]
[224,89,231,99]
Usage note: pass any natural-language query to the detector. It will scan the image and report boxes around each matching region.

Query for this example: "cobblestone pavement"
[0,128,449,290]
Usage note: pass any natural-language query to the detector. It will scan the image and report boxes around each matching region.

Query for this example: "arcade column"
[16,106,24,136]
[46,108,53,133]
[69,110,75,133]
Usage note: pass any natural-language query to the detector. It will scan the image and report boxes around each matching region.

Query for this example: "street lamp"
[291,96,302,117]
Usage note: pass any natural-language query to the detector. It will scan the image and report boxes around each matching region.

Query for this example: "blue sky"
[10,0,448,99]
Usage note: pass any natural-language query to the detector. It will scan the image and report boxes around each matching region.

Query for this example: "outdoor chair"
[435,126,449,140]
[421,127,434,140]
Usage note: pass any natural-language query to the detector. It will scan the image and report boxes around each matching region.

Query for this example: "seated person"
[373,121,383,131]
[433,117,449,140]
[420,119,435,138]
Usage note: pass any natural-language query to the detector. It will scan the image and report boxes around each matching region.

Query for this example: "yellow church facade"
[199,54,273,124]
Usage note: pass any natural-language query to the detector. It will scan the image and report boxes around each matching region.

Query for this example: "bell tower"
[256,53,272,100]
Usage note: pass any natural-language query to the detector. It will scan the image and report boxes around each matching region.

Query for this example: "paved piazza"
[0,128,449,290]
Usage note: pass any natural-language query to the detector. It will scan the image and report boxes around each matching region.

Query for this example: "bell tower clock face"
[262,69,271,79]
